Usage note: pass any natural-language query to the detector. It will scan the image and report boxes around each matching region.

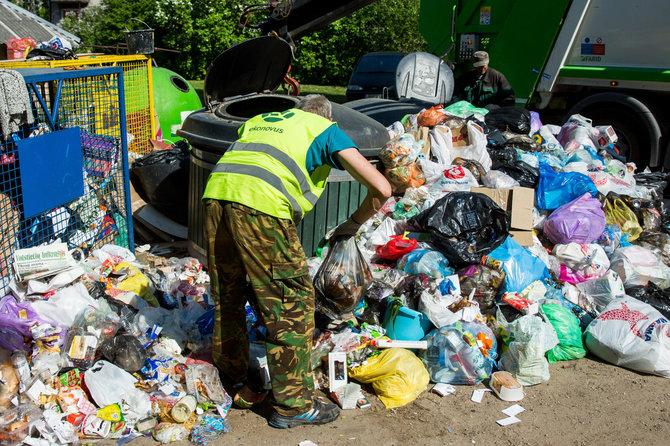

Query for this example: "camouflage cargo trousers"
[204,199,315,416]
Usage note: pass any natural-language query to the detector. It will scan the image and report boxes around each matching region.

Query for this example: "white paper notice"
[470,388,491,403]
[497,416,521,426]
[502,404,525,417]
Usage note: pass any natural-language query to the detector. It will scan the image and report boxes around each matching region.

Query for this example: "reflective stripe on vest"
[212,163,304,222]
[221,141,320,205]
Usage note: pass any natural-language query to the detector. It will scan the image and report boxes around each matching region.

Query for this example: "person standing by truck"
[202,94,392,428]
[455,51,515,109]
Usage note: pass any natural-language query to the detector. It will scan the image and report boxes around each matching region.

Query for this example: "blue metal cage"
[0,66,133,294]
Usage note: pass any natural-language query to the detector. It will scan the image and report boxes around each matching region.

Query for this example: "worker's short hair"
[296,94,332,119]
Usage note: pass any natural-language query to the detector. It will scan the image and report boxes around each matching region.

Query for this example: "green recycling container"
[152,67,202,143]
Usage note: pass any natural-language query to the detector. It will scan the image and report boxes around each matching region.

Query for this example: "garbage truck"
[419,0,670,169]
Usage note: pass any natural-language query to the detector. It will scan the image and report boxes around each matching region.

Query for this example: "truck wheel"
[586,108,648,165]
[567,93,661,168]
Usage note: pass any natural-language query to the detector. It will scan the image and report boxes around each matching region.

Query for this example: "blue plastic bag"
[484,237,550,293]
[535,162,598,210]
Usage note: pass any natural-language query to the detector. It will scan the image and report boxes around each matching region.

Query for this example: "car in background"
[345,52,404,101]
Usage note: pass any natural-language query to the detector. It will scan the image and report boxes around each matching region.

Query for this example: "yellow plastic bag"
[115,261,160,307]
[348,347,429,409]
[604,198,642,241]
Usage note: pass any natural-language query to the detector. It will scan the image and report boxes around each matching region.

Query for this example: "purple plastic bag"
[530,111,543,134]
[543,193,606,245]
[0,295,65,351]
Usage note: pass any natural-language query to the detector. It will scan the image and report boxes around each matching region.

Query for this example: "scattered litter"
[470,388,491,403]
[432,383,456,396]
[502,404,525,417]
[496,416,521,426]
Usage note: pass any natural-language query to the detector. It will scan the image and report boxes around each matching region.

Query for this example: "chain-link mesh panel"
[0,66,133,295]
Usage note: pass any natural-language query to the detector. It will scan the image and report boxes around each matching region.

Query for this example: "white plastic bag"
[575,270,625,314]
[418,290,459,328]
[429,125,453,165]
[31,282,96,327]
[84,360,152,420]
[450,121,491,171]
[428,165,479,196]
[533,125,563,151]
[585,296,670,378]
[610,245,670,289]
[552,243,610,282]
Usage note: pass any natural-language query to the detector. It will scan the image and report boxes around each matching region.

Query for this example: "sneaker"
[268,399,340,429]
[233,385,268,409]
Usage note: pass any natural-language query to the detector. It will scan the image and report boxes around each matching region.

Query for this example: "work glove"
[330,216,362,240]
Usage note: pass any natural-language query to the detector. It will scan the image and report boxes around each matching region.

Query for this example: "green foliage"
[7,0,49,20]
[291,0,428,85]
[60,0,427,84]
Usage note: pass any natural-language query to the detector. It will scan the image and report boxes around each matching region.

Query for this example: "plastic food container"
[489,371,524,401]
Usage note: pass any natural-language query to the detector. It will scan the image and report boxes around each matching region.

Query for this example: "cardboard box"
[471,186,535,246]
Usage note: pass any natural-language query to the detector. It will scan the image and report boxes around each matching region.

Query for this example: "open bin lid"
[203,36,293,106]
[395,52,454,105]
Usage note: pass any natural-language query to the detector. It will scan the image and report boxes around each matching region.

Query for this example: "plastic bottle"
[171,394,197,423]
[11,351,31,390]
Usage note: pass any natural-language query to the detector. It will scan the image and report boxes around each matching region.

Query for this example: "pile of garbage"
[3,100,670,443]
[308,102,670,408]
[0,244,232,445]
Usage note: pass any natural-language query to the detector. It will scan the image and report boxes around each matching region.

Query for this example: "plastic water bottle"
[11,351,31,391]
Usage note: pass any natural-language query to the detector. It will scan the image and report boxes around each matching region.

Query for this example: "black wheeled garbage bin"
[178,36,391,262]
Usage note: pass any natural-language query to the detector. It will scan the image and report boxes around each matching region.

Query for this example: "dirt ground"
[124,193,670,446]
[120,354,670,446]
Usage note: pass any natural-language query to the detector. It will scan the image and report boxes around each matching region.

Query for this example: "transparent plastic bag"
[420,323,495,385]
[481,170,519,189]
[397,248,454,279]
[314,238,372,316]
[497,311,558,386]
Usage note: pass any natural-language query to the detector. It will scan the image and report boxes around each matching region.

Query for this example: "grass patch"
[187,80,346,105]
[299,84,347,104]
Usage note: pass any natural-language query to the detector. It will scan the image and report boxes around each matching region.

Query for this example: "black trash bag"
[484,106,531,135]
[408,191,510,267]
[489,147,539,188]
[129,140,190,225]
[635,171,670,198]
[100,332,148,372]
[626,282,670,319]
[26,47,77,60]
[660,199,670,230]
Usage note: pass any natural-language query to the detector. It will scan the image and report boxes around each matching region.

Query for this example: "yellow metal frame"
[0,55,156,157]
